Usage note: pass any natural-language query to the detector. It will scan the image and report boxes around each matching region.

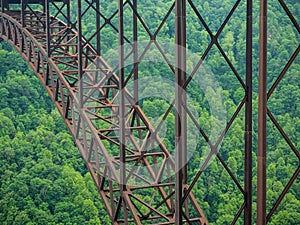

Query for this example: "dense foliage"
[0,0,299,224]
[0,43,110,224]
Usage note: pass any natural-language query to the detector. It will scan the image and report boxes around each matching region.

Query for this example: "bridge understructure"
[0,0,298,225]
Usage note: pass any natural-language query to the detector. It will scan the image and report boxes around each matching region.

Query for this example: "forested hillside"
[0,0,299,224]
[0,43,111,224]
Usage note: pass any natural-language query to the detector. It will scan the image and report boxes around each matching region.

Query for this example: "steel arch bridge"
[0,0,298,224]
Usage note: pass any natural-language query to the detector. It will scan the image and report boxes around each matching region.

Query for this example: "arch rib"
[0,10,208,224]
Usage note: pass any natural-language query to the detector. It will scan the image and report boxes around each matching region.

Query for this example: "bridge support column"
[1,0,8,11]
[133,0,138,103]
[95,0,100,55]
[45,0,50,55]
[77,0,83,106]
[118,0,130,223]
[257,0,268,224]
[45,0,51,86]
[175,0,187,224]
[21,0,27,27]
[245,0,253,224]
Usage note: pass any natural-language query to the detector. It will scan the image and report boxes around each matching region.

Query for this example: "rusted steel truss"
[257,0,300,224]
[0,0,298,225]
[0,1,209,224]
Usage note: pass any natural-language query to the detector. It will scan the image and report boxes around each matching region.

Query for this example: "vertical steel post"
[65,0,71,54]
[77,0,83,107]
[2,0,7,11]
[118,0,128,222]
[21,0,26,27]
[175,0,186,224]
[1,0,4,12]
[0,0,2,39]
[257,0,267,224]
[96,0,100,55]
[245,0,253,224]
[118,0,126,191]
[67,0,71,27]
[133,0,138,103]
[0,0,3,39]
[45,0,51,86]
[42,0,45,13]
[45,0,50,57]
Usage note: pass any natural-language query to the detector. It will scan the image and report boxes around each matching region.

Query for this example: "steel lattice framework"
[0,0,298,225]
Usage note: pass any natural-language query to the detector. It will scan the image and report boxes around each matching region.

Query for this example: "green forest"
[0,0,299,224]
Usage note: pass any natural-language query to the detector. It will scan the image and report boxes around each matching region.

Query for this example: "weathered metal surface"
[0,6,208,224]
[0,0,298,224]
